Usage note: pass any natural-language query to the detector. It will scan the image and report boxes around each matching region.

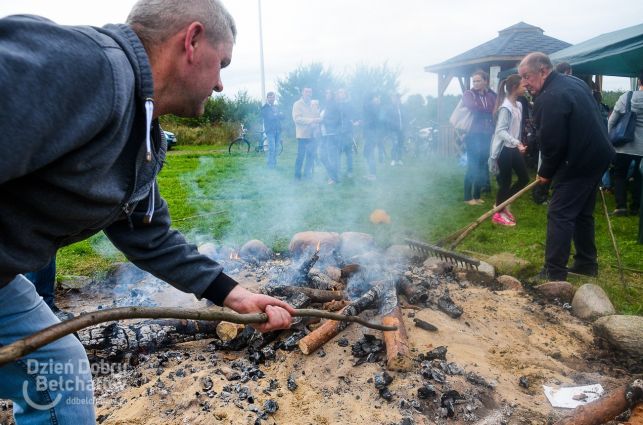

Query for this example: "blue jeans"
[294,138,315,179]
[463,132,491,201]
[266,131,280,168]
[321,135,340,182]
[0,275,95,424]
[25,257,56,310]
[339,134,354,175]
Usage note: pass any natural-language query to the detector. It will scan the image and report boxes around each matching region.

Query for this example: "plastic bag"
[449,100,473,133]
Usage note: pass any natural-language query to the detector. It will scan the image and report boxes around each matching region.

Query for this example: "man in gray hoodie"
[0,1,293,423]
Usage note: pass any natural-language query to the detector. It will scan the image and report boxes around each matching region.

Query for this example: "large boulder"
[571,284,616,321]
[486,252,532,276]
[535,281,575,303]
[339,232,375,259]
[239,239,272,262]
[289,231,340,258]
[593,315,643,356]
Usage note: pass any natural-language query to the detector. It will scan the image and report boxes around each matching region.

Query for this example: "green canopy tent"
[498,23,643,79]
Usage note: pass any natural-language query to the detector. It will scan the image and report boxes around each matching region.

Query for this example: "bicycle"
[228,124,251,154]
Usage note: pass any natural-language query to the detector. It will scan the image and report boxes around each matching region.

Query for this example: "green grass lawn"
[58,142,643,314]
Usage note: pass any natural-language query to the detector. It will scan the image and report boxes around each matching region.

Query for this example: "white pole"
[258,0,266,101]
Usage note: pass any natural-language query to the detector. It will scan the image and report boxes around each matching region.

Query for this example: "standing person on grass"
[292,87,321,180]
[519,52,615,282]
[0,1,294,424]
[261,91,283,169]
[462,70,496,206]
[488,74,530,227]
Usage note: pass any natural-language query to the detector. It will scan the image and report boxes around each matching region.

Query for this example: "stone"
[197,242,217,260]
[571,284,616,321]
[339,232,375,259]
[474,260,495,279]
[535,281,575,303]
[594,315,643,357]
[239,239,272,262]
[289,231,340,258]
[496,275,523,291]
[486,252,532,276]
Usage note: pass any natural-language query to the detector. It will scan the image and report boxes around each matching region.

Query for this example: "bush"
[162,122,239,147]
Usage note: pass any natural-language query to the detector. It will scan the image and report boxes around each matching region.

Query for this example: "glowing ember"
[316,241,321,252]
[229,251,240,260]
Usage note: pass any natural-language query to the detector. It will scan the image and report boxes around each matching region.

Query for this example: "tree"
[345,62,401,116]
[276,62,338,118]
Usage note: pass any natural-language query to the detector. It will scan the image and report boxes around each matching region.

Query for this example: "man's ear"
[184,22,206,63]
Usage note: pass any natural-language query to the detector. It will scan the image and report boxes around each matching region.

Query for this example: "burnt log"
[216,321,246,342]
[263,285,345,303]
[413,318,438,332]
[340,264,361,278]
[298,284,382,355]
[308,271,343,291]
[382,306,413,371]
[396,277,428,304]
[79,319,220,363]
[298,249,319,277]
[555,379,643,425]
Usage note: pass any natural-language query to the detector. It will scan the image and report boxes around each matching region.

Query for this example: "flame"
[229,251,240,260]
[316,241,321,252]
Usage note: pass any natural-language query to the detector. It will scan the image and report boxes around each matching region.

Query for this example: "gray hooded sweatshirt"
[0,15,236,305]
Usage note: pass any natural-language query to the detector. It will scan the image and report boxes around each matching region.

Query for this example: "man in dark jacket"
[519,52,615,281]
[0,1,292,423]
[261,91,283,168]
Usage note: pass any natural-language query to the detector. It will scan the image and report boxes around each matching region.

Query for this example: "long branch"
[0,306,396,366]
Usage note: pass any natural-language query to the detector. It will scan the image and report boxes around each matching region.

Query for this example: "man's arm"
[104,186,293,331]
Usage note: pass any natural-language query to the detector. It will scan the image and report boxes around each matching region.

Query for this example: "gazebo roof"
[425,22,571,74]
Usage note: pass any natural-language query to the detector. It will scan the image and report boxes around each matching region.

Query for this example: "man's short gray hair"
[520,52,553,73]
[127,0,236,47]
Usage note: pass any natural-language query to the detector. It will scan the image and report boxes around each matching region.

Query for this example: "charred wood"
[216,321,246,342]
[340,264,361,278]
[396,277,428,304]
[413,318,438,332]
[79,319,219,363]
[299,284,382,355]
[262,285,345,303]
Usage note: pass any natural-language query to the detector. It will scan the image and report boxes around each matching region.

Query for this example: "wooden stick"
[0,306,396,367]
[600,188,626,287]
[299,285,382,355]
[555,380,643,425]
[445,180,539,249]
[382,306,413,371]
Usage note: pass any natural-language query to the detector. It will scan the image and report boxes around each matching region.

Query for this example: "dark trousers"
[544,176,601,280]
[294,138,315,179]
[613,153,641,211]
[390,129,404,162]
[25,256,57,310]
[495,147,529,206]
[321,135,340,182]
[464,132,491,201]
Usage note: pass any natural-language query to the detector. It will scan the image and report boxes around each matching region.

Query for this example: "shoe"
[475,199,485,205]
[365,174,377,181]
[568,264,598,277]
[610,208,628,217]
[502,209,515,222]
[492,212,515,227]
[327,179,336,185]
[390,160,396,166]
[465,200,479,206]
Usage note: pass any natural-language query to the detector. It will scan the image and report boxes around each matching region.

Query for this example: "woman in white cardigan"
[488,74,530,226]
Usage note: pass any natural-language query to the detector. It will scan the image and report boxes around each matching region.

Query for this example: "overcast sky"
[2,1,641,100]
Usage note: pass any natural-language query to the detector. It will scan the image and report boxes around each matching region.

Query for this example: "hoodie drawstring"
[143,98,155,224]
[144,98,154,162]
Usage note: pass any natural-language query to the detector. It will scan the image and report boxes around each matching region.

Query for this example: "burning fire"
[316,241,321,252]
[229,251,240,260]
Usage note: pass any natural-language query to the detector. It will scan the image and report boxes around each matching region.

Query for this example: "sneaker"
[465,200,479,206]
[475,199,485,205]
[502,209,516,222]
[492,212,515,226]
[52,306,75,322]
[390,160,396,166]
[327,178,336,185]
[610,208,628,217]
[365,174,377,181]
